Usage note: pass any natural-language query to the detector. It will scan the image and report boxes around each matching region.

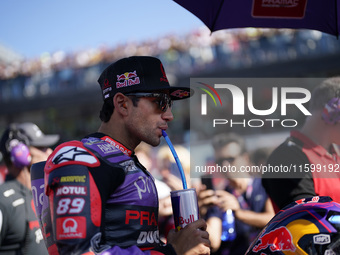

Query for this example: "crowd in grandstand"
[1,27,339,103]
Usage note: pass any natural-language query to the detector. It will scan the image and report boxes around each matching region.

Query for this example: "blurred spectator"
[263,77,340,213]
[156,144,191,190]
[135,141,157,175]
[154,179,174,243]
[250,147,273,167]
[0,122,59,255]
[198,133,274,255]
[250,147,273,177]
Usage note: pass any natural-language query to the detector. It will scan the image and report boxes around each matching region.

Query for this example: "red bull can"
[170,188,199,231]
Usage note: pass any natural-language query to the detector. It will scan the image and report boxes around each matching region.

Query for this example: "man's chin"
[146,138,161,147]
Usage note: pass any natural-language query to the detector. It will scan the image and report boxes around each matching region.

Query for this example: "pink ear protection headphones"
[322,97,340,125]
[6,125,31,168]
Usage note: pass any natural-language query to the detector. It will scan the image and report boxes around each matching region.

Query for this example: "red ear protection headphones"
[322,97,340,125]
[6,125,31,168]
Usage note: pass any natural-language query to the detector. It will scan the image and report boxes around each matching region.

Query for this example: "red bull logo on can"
[171,189,199,231]
[116,70,140,88]
[173,213,196,231]
[252,226,296,253]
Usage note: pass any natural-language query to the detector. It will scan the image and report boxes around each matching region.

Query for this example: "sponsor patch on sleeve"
[56,216,87,240]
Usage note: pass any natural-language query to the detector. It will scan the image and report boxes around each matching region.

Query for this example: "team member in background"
[198,133,274,255]
[262,77,340,212]
[35,56,210,255]
[0,122,59,255]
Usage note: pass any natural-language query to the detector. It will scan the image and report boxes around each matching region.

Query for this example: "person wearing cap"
[36,56,210,255]
[0,122,60,255]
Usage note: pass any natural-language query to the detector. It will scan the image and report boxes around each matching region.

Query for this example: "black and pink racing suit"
[31,133,176,255]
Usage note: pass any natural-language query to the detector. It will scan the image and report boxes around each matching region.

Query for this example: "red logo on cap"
[160,64,168,83]
[103,79,111,89]
[171,90,190,98]
[116,71,140,89]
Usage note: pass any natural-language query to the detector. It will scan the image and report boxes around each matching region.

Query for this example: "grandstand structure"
[1,29,340,144]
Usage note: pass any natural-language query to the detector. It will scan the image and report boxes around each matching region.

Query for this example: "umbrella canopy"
[173,0,340,37]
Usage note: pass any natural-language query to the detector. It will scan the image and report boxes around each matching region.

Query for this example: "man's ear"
[113,93,128,115]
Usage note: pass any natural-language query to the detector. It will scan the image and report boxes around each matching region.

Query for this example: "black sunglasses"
[125,92,173,112]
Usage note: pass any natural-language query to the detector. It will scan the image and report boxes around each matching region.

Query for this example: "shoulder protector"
[44,140,100,194]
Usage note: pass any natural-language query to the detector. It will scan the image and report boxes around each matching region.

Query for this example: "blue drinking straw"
[162,130,188,189]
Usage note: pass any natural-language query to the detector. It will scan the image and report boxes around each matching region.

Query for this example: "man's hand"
[214,190,240,212]
[197,189,217,218]
[167,219,211,255]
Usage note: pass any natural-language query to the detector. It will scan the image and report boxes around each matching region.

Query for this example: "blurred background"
[1,0,340,175]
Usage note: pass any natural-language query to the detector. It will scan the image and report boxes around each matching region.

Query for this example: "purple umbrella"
[173,0,340,37]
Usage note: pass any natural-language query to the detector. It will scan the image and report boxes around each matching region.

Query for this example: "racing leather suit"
[31,133,176,255]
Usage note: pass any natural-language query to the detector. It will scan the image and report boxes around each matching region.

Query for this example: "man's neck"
[8,166,31,189]
[98,121,139,152]
[300,115,333,152]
